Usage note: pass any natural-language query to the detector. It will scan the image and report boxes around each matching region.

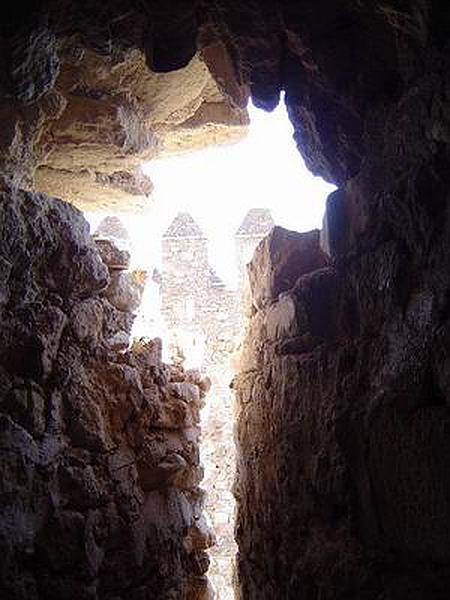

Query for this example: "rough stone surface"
[247,227,329,310]
[2,3,450,600]
[0,18,249,210]
[235,219,450,599]
[94,239,130,271]
[0,189,213,599]
[103,270,146,314]
[31,48,248,211]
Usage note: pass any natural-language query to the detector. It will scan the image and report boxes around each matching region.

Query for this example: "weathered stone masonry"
[160,209,274,369]
[160,211,241,369]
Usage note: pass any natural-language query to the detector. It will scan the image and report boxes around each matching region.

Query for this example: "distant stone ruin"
[158,207,274,598]
[160,208,275,371]
[94,215,131,243]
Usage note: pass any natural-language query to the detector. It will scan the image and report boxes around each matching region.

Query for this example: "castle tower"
[235,208,275,295]
[160,212,210,364]
[94,215,130,243]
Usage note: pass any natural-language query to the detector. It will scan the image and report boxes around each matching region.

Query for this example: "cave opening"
[85,99,334,599]
[2,2,450,598]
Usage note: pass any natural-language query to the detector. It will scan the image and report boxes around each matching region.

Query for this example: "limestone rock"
[65,391,111,452]
[2,382,46,437]
[183,575,215,600]
[137,452,188,491]
[186,369,212,394]
[168,381,201,404]
[129,337,163,368]
[264,292,300,340]
[70,298,104,344]
[106,330,131,351]
[248,226,329,310]
[103,270,146,313]
[0,188,109,302]
[94,238,131,271]
[0,38,248,210]
[100,297,135,342]
[0,188,211,598]
[183,518,216,553]
[0,24,59,104]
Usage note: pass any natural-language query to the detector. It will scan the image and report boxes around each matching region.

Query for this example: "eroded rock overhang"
[0,5,251,211]
[2,1,441,215]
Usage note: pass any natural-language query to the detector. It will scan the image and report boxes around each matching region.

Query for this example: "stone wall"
[234,208,450,599]
[161,226,242,371]
[0,188,213,600]
[161,235,211,337]
[202,287,242,369]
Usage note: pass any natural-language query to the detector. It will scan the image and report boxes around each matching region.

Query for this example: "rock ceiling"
[2,2,444,214]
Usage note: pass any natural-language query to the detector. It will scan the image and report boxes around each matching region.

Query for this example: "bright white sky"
[90,98,335,287]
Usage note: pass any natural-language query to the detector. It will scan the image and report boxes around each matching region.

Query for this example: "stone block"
[248,226,329,310]
[94,238,131,271]
[103,270,145,313]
